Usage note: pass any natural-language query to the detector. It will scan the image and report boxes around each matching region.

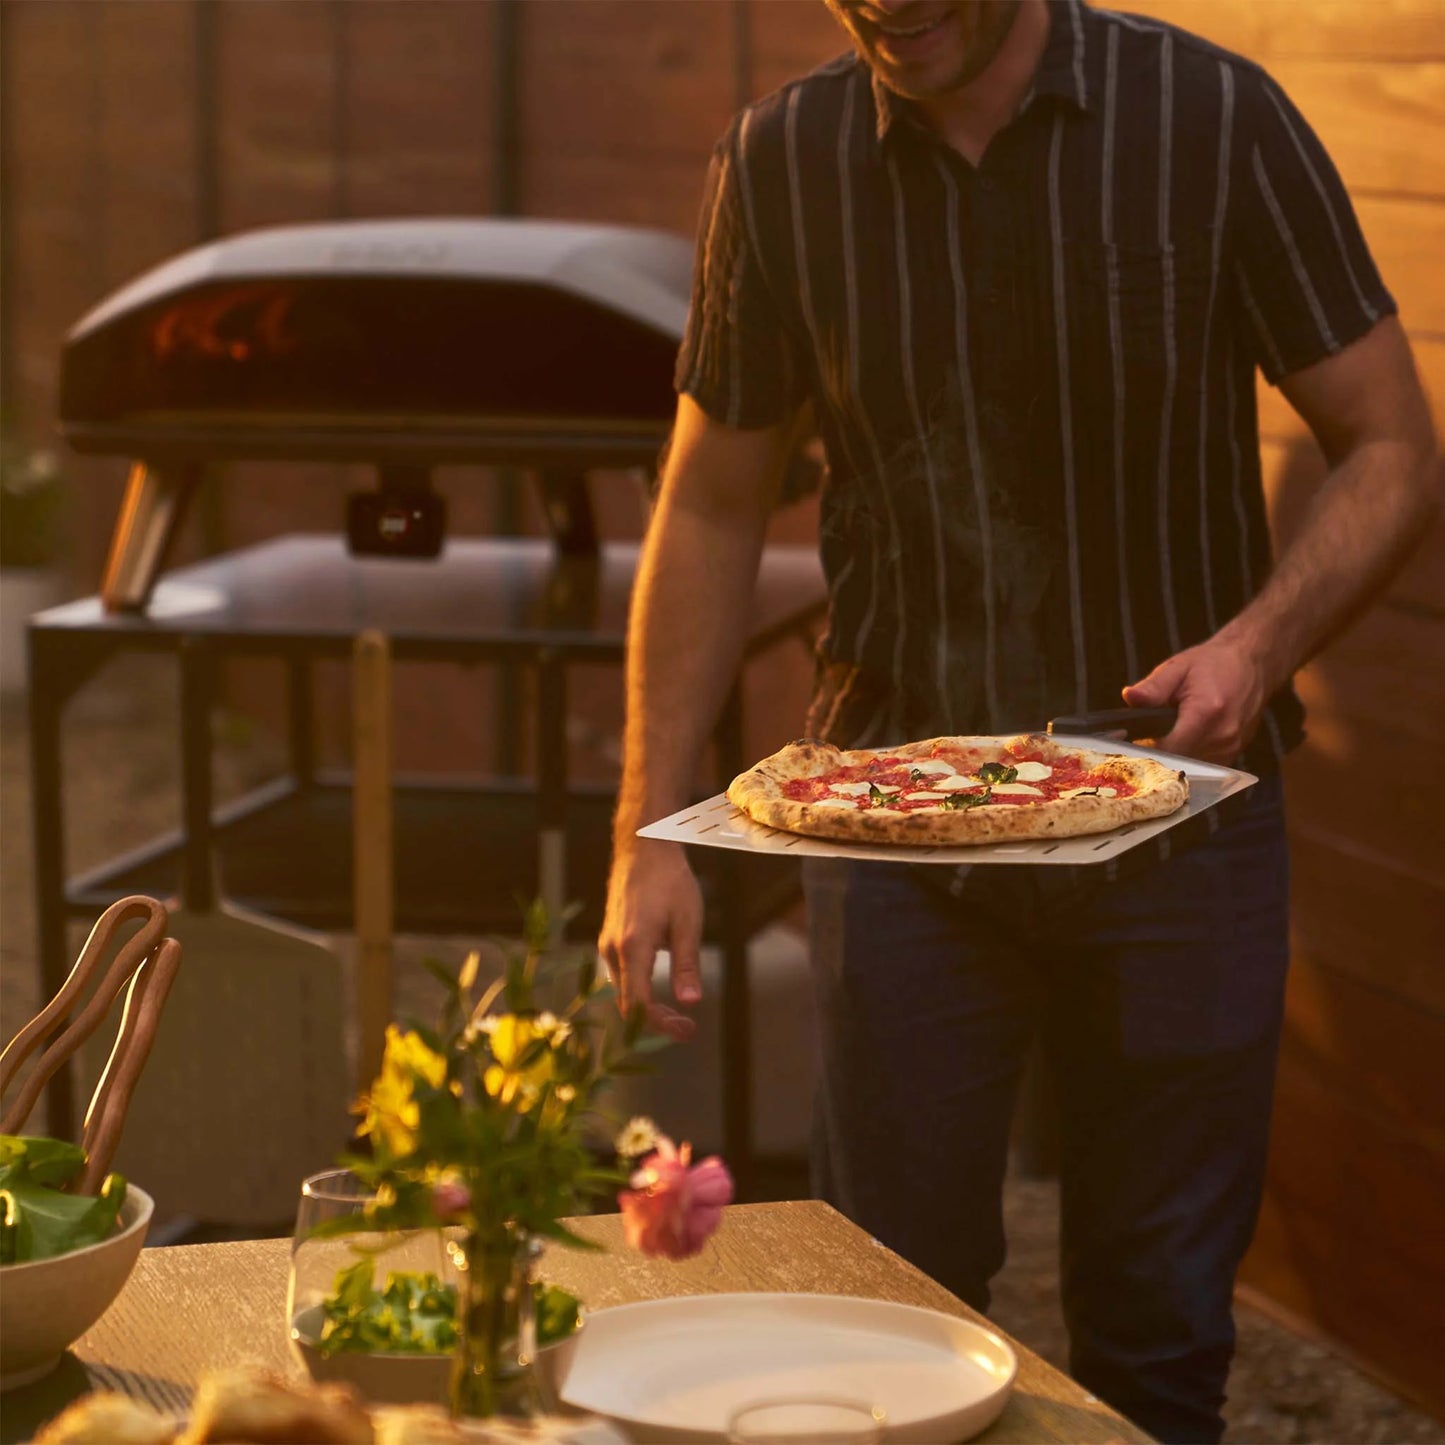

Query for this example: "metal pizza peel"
[638,706,1258,867]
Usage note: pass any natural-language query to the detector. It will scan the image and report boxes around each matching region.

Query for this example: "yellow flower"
[356,1025,448,1155]
[482,1015,556,1110]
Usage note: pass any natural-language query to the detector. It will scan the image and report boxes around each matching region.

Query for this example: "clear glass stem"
[449,1229,540,1419]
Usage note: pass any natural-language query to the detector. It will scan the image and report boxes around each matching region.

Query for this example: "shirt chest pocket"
[1064,239,1217,361]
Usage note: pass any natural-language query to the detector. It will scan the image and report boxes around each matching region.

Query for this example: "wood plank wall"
[1116,2,1445,1419]
[2,0,1441,1414]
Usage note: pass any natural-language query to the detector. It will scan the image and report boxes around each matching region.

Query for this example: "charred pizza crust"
[726,733,1187,846]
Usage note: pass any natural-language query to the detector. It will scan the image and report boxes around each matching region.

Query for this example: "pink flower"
[618,1137,733,1261]
[430,1177,470,1221]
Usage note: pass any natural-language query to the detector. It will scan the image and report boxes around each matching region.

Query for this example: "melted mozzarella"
[814,797,862,809]
[1011,761,1053,782]
[825,781,874,796]
[988,782,1044,796]
[906,759,958,776]
[934,775,988,792]
[1060,785,1117,799]
[905,791,949,800]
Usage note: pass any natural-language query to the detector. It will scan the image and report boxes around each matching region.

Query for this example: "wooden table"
[3,1202,1152,1444]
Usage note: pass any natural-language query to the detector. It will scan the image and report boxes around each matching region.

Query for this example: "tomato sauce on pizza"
[779,743,1135,813]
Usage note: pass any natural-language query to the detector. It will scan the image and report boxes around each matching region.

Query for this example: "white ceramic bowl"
[0,1184,154,1391]
[291,1304,582,1413]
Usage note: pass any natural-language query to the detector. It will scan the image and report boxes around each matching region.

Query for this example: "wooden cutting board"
[73,634,405,1228]
[88,900,350,1226]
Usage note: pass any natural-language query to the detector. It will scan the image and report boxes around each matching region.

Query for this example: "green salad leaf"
[535,1282,582,1346]
[315,1263,581,1357]
[0,1135,128,1266]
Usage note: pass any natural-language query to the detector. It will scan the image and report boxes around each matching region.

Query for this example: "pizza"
[726,733,1188,846]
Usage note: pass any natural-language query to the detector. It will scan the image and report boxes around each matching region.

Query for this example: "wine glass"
[725,1397,885,1445]
[286,1167,453,1354]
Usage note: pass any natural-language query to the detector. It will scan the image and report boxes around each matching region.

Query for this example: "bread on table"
[370,1406,466,1445]
[176,1366,374,1445]
[33,1393,177,1445]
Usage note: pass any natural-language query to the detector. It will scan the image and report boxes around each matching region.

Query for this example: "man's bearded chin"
[825,1,1025,100]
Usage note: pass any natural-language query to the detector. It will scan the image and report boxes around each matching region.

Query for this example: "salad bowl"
[0,1182,154,1390]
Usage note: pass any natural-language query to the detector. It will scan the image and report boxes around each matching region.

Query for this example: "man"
[599,2,1438,1440]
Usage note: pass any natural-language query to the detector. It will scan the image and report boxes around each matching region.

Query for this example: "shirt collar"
[871,0,1096,145]
[1022,0,1095,114]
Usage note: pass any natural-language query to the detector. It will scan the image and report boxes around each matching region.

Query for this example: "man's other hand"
[598,839,704,1042]
[1123,638,1267,763]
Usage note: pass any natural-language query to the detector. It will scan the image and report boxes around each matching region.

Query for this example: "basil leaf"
[909,768,925,784]
[942,788,992,811]
[975,762,1017,785]
[868,784,891,807]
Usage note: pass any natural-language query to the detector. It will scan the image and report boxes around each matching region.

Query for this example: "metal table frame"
[28,531,827,1198]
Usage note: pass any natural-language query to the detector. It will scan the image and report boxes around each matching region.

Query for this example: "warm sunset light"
[1,3,1439,1442]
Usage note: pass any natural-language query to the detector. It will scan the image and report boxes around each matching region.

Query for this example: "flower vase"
[449,1229,543,1420]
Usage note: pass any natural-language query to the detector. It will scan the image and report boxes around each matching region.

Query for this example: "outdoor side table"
[27,533,827,1190]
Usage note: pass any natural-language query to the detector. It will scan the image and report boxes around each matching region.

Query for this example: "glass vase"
[448,1227,543,1420]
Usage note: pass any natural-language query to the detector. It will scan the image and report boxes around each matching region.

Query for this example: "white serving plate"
[557,1293,1017,1443]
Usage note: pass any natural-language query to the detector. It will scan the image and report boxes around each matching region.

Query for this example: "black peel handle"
[1047,706,1179,741]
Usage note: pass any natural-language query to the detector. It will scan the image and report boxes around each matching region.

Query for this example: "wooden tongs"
[0,896,182,1195]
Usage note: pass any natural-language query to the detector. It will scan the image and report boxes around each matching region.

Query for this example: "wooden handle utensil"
[0,895,182,1191]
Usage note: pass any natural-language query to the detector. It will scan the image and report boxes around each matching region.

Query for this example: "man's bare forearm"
[612,400,796,854]
[613,498,766,845]
[1218,432,1441,693]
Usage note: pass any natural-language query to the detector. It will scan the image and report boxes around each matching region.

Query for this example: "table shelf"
[64,772,801,942]
[28,532,829,1194]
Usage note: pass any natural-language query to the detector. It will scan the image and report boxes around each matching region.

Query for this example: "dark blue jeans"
[803,777,1290,1445]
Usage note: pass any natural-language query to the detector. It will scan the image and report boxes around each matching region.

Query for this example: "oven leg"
[286,656,315,788]
[536,650,567,940]
[29,630,109,1138]
[178,638,217,912]
[101,460,201,613]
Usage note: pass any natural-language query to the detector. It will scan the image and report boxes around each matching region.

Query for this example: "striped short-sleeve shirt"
[675,0,1394,767]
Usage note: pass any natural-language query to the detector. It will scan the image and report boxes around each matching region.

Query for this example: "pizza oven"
[58,217,697,609]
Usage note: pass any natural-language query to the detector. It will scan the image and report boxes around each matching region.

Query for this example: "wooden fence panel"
[1247,1062,1445,1417]
[93,1,198,297]
[1280,957,1445,1142]
[343,1,496,218]
[5,2,105,428]
[1357,195,1445,333]
[1123,0,1445,61]
[519,0,736,233]
[1269,60,1445,200]
[216,0,342,231]
[746,0,845,101]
